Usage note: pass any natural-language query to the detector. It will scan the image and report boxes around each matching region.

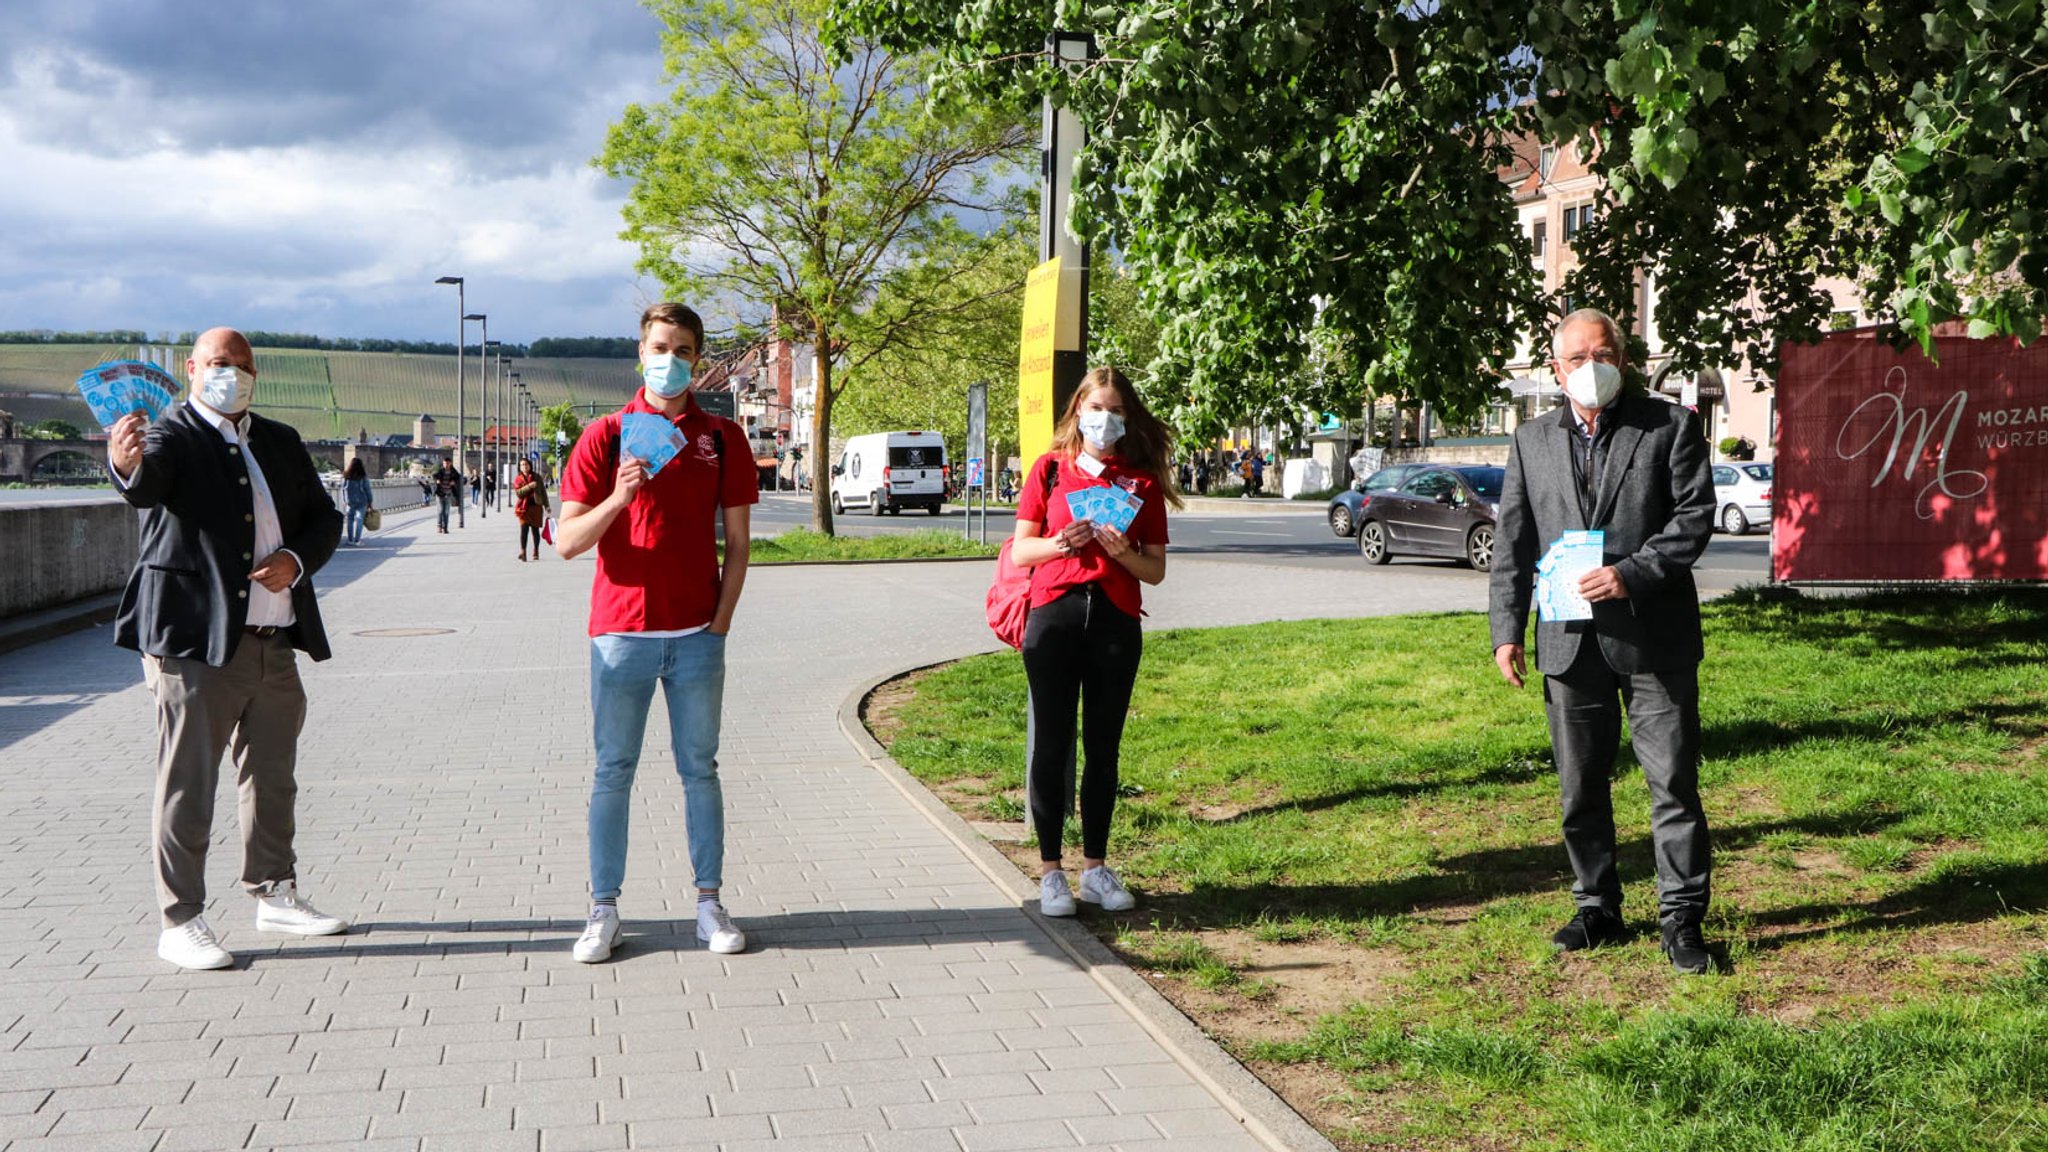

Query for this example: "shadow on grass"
[1712,585,2048,668]
[1198,750,1555,825]
[1742,857,2048,951]
[1698,700,2048,761]
[1138,810,1910,930]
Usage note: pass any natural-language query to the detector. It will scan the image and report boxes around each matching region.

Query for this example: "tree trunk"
[809,327,835,534]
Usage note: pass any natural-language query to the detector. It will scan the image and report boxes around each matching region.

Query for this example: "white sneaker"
[696,901,746,954]
[1078,866,1137,912]
[1038,871,1077,917]
[255,881,350,936]
[158,916,234,970]
[573,905,620,963]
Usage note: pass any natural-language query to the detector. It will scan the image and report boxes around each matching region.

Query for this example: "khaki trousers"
[142,633,307,928]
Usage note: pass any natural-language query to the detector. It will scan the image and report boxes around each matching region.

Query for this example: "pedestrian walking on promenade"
[1489,307,1719,974]
[104,326,352,971]
[1010,366,1179,918]
[513,457,547,561]
[554,302,759,963]
[342,457,372,545]
[432,458,462,532]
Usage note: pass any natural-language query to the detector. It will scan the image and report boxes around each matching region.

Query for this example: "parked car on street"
[1326,463,1434,537]
[1712,461,1772,535]
[1356,464,1505,572]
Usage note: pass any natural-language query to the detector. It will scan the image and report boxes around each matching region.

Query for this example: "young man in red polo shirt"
[553,302,758,963]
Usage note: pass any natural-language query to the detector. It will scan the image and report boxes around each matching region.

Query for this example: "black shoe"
[1551,906,1631,952]
[1661,916,1714,974]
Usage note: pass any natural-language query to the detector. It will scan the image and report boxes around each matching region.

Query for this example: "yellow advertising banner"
[1017,256,1062,479]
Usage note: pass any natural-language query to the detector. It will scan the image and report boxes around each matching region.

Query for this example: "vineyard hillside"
[0,344,644,440]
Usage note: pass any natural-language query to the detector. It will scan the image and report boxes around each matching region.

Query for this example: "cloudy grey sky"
[0,0,672,344]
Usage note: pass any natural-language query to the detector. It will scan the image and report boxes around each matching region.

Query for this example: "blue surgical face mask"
[642,353,692,398]
[1078,409,1125,451]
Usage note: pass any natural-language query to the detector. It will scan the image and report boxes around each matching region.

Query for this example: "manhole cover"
[352,627,457,638]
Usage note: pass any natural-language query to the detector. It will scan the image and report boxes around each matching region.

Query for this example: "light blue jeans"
[345,506,366,543]
[588,631,727,900]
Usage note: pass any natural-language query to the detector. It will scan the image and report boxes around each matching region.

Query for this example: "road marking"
[1211,530,1293,538]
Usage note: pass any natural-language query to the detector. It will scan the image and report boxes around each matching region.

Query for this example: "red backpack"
[985,459,1057,649]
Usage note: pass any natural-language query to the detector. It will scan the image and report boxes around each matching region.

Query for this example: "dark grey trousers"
[1542,642,1711,922]
[143,634,307,928]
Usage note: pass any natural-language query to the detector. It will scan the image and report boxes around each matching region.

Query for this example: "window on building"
[1533,220,1548,259]
[1562,202,1596,241]
[1539,146,1557,180]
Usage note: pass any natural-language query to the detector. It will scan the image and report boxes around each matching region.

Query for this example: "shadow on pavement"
[236,908,1074,965]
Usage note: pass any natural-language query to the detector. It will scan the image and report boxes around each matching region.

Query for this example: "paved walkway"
[0,503,1485,1152]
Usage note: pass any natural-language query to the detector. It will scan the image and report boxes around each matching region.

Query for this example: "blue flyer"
[620,413,685,476]
[75,361,179,428]
[1065,485,1140,533]
[1535,530,1605,622]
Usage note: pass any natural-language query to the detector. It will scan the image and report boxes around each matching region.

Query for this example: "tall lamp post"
[434,275,463,486]
[465,314,489,520]
[505,371,521,508]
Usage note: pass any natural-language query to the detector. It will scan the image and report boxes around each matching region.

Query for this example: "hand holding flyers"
[1063,484,1142,535]
[1535,530,1605,622]
[620,413,685,477]
[75,361,180,429]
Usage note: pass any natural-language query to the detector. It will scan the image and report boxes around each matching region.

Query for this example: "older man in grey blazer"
[1489,308,1718,974]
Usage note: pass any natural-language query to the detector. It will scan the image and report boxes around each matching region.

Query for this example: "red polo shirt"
[560,392,758,636]
[1017,450,1170,619]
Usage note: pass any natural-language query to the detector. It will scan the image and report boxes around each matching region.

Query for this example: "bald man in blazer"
[1488,308,1719,974]
[108,327,352,970]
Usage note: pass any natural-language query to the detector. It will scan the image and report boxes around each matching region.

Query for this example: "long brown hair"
[1049,367,1183,509]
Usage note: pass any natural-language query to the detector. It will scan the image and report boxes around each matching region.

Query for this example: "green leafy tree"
[597,0,1032,533]
[537,402,583,469]
[24,419,84,440]
[834,234,1029,463]
[834,0,2048,425]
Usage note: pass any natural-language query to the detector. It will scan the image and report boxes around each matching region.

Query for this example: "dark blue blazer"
[113,402,342,666]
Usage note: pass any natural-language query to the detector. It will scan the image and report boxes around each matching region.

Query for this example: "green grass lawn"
[741,527,996,563]
[873,588,2048,1151]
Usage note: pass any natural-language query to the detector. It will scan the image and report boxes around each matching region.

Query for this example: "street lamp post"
[465,314,488,521]
[434,276,463,506]
[481,338,501,519]
[503,369,520,509]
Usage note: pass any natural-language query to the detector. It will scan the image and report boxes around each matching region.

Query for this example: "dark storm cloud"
[4,0,662,166]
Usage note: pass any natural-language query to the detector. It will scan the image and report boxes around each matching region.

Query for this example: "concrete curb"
[750,553,995,568]
[0,591,120,656]
[1177,497,1329,517]
[837,661,1341,1152]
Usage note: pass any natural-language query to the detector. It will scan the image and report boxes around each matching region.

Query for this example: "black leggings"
[1021,583,1143,861]
[520,523,542,553]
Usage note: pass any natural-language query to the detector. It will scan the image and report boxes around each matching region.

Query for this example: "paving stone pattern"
[0,504,1484,1151]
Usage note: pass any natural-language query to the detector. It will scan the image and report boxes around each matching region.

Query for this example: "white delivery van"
[831,431,948,516]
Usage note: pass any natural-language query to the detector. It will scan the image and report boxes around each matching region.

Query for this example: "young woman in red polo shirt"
[1011,366,1181,916]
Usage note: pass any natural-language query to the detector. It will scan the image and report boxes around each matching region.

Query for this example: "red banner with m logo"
[1774,329,2048,582]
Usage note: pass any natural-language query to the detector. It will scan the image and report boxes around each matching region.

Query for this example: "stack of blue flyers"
[1535,530,1604,621]
[75,361,181,428]
[620,413,686,476]
[1064,484,1142,533]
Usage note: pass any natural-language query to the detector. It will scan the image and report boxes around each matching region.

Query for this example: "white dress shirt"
[190,400,299,627]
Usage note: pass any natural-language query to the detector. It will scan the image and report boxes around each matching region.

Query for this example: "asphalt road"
[748,493,1774,594]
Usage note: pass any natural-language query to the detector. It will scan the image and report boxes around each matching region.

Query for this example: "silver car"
[1711,462,1772,535]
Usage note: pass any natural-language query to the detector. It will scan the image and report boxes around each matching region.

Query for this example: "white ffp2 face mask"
[1078,409,1125,451]
[197,365,257,414]
[1563,360,1622,410]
